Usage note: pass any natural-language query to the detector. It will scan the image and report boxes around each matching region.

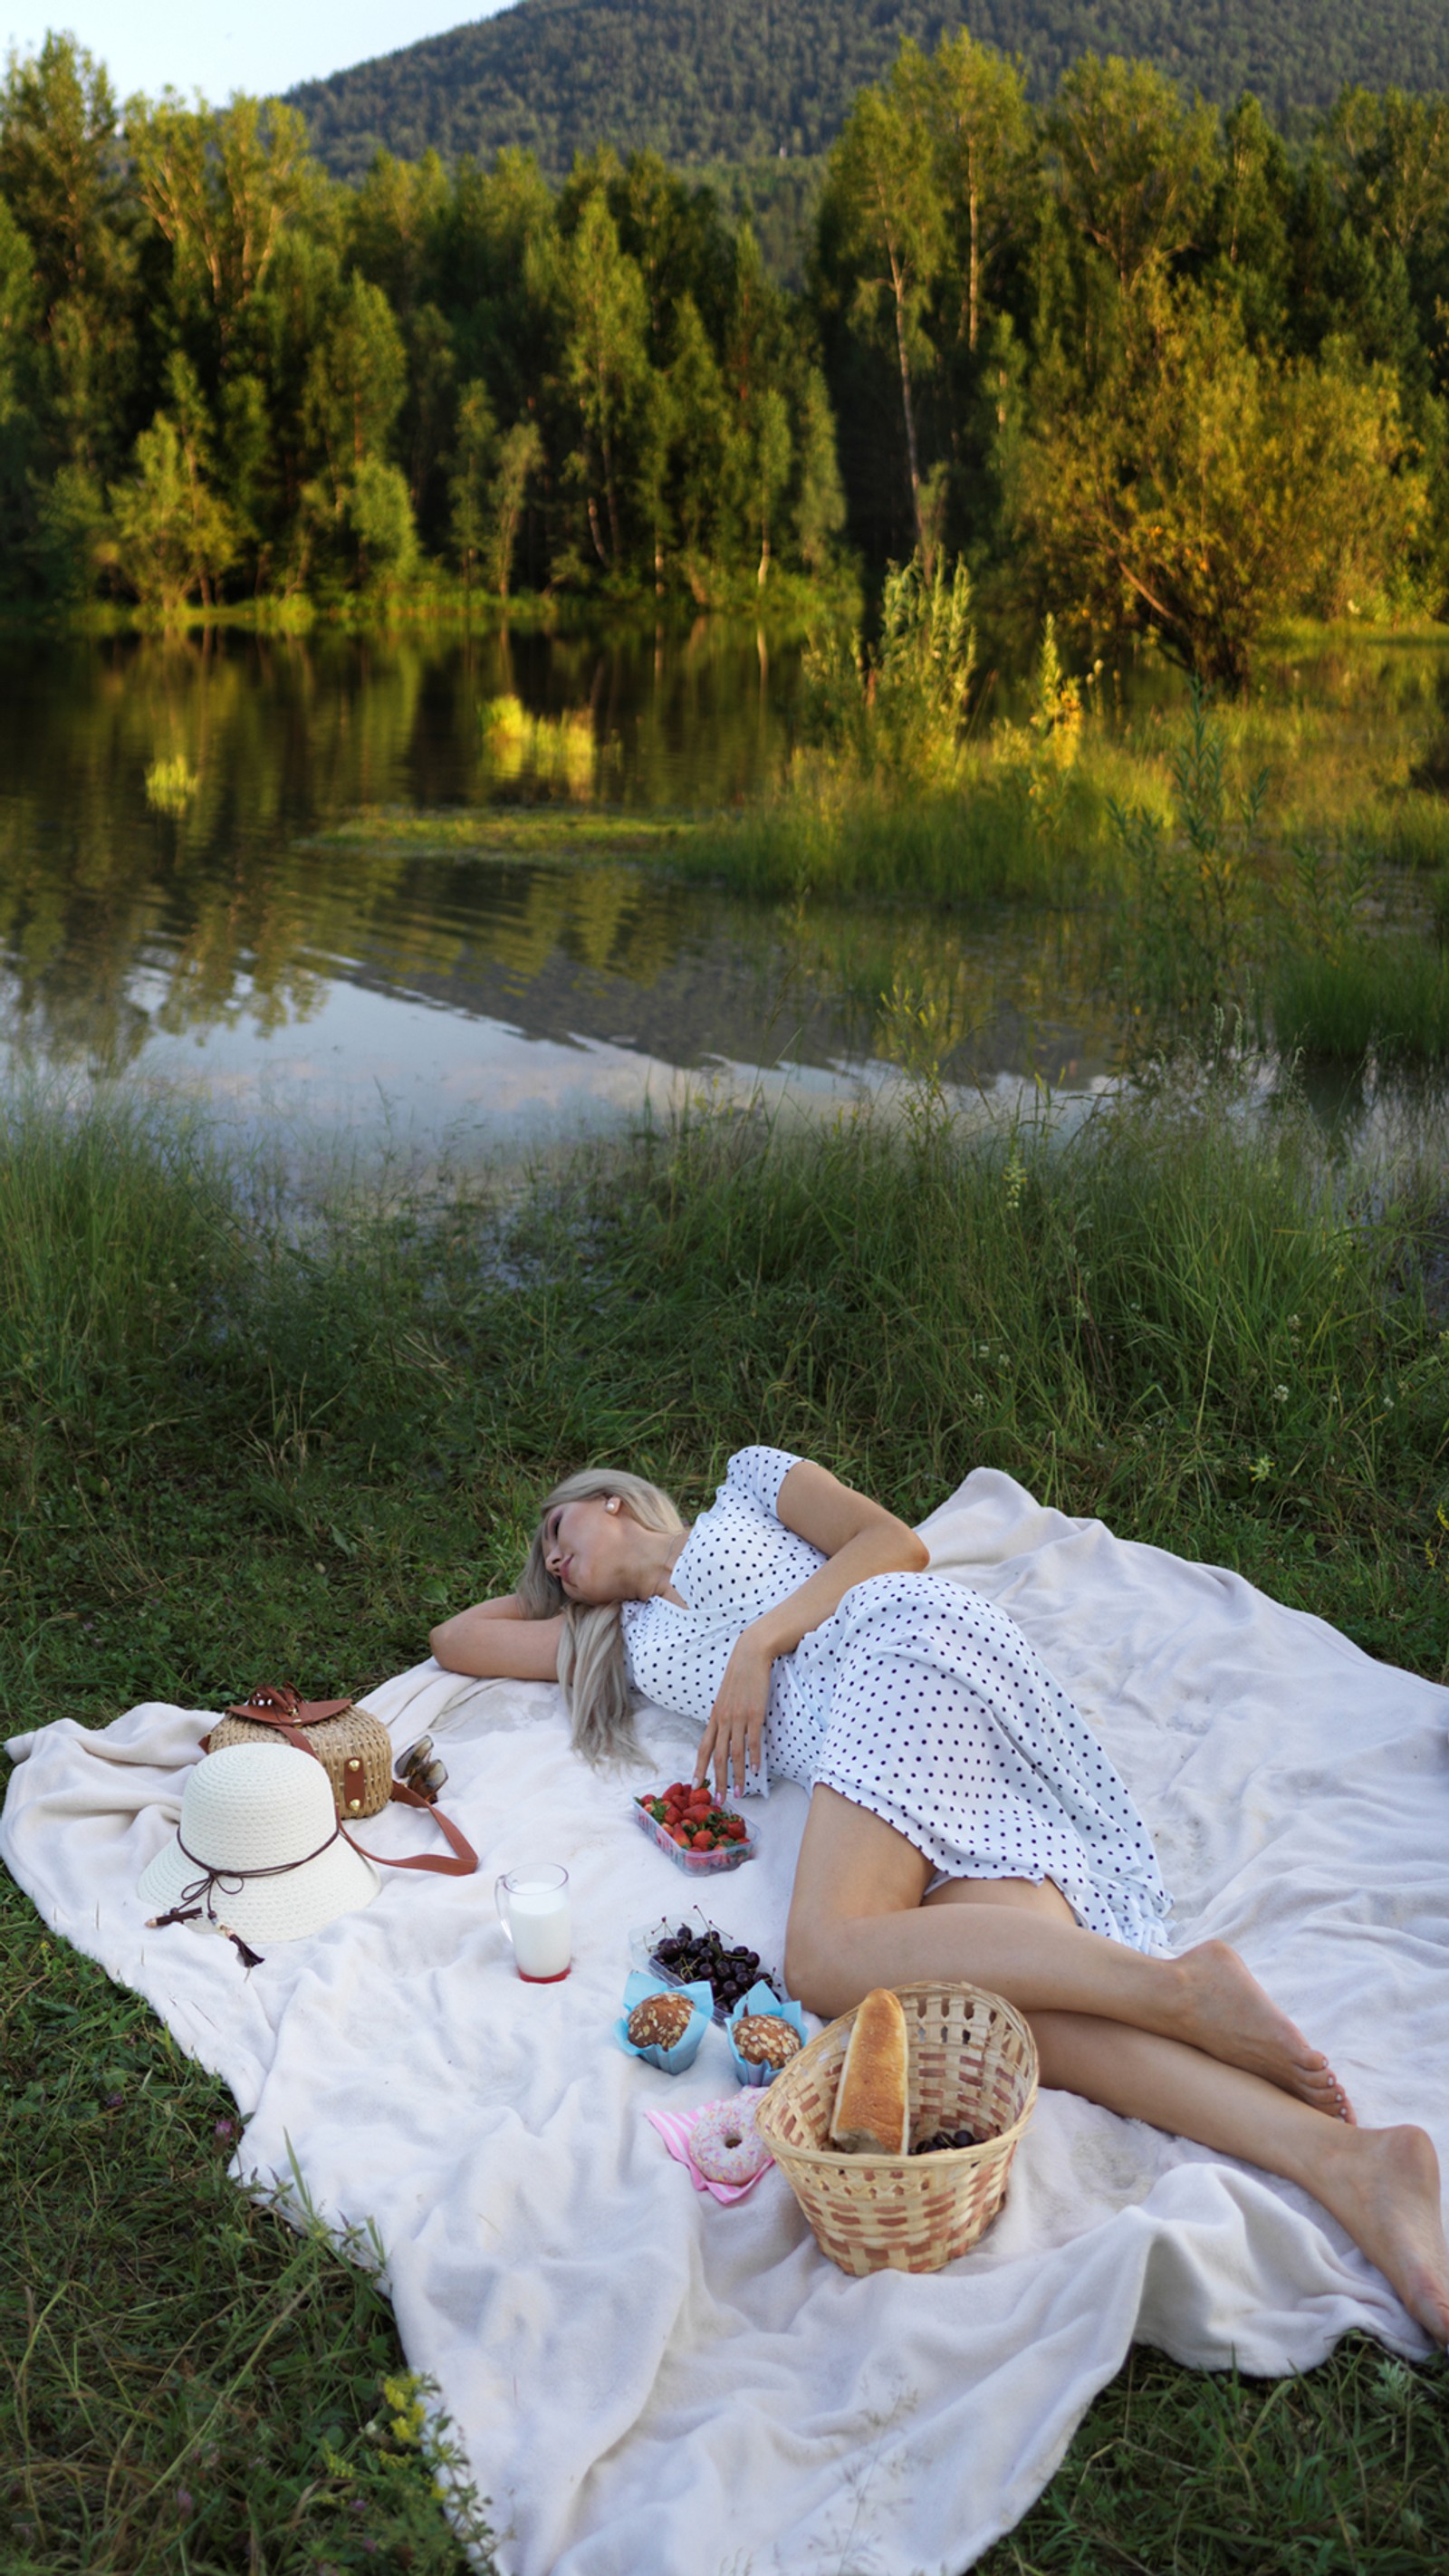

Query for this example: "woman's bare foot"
[1171,1940,1355,2119]
[1309,2122,1449,2346]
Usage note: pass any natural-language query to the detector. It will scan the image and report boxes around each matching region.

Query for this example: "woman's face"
[541,1495,633,1604]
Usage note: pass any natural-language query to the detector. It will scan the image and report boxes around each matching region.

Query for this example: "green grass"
[0,1903,494,2575]
[668,776,1105,905]
[1272,940,1449,1064]
[977,2338,1449,2573]
[1359,790,1449,873]
[309,805,696,859]
[2,1083,1447,2569]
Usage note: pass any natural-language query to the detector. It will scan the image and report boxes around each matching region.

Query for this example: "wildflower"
[1273,1385,1289,1402]
[214,2117,235,2142]
[382,2371,427,2447]
[176,2489,194,2519]
[1249,1456,1273,1483]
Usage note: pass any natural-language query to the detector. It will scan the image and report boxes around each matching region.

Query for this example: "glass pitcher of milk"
[494,1863,571,1982]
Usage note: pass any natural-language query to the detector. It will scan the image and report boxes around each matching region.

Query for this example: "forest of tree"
[4,29,1449,680]
[289,0,1449,186]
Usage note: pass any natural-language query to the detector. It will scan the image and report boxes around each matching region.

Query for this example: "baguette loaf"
[829,1987,909,2156]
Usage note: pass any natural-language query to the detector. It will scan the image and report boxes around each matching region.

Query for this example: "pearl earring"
[606,1496,620,1513]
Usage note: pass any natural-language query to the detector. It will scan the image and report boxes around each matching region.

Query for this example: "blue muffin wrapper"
[726,1980,809,2087]
[615,1970,715,2073]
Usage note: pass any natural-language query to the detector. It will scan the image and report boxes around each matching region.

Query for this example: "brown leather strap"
[227,1708,321,1763]
[226,1686,354,1725]
[342,1778,478,1877]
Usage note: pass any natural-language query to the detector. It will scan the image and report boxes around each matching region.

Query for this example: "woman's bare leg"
[784,1787,1350,2114]
[1031,2011,1449,2347]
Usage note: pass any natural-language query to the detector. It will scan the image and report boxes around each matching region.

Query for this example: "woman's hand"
[694,1629,772,1800]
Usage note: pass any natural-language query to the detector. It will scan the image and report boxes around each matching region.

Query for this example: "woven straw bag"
[754,1981,1038,2276]
[208,1687,394,1820]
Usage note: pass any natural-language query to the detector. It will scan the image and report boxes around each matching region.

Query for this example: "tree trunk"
[891,252,927,571]
[968,173,980,355]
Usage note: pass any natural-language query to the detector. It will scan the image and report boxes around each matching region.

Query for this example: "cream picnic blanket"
[4,1471,1446,2576]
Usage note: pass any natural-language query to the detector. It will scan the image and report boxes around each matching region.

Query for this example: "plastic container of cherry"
[629,1909,779,2027]
[632,1781,757,1875]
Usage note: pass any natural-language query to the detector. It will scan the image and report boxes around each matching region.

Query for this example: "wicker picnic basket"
[207,1687,394,1819]
[754,1981,1038,2276]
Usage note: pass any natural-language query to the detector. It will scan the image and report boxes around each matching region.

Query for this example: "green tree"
[1327,87,1449,263]
[822,77,942,565]
[0,34,136,475]
[664,292,730,587]
[1206,92,1295,344]
[347,148,450,320]
[0,197,37,585]
[103,356,239,618]
[747,384,792,583]
[489,418,542,596]
[0,35,127,320]
[0,190,34,437]
[1050,55,1221,290]
[552,187,650,570]
[794,365,846,575]
[303,272,408,485]
[344,456,417,584]
[447,375,495,586]
[914,32,1033,357]
[1012,269,1427,685]
[129,92,311,356]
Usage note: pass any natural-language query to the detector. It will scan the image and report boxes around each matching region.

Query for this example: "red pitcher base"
[518,1966,571,1983]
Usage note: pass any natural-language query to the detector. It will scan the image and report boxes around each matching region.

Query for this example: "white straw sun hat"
[139,1742,380,1946]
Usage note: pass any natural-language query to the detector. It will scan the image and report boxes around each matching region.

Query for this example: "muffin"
[732,2012,801,2070]
[627,1990,695,2050]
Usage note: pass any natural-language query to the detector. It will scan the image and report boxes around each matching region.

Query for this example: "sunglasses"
[396,1735,448,1803]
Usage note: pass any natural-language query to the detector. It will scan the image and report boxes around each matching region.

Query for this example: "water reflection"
[0,626,1124,1150]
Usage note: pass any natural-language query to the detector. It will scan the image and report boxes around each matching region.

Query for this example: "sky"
[1,3,502,104]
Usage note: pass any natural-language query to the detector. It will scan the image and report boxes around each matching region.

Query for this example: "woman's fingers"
[696,1646,771,1796]
[692,1714,761,1798]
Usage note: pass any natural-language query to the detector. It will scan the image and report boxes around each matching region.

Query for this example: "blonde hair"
[518,1467,686,1764]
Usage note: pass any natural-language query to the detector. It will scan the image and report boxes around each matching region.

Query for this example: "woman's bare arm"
[695,1460,928,1793]
[429,1597,564,1680]
[756,1460,928,1652]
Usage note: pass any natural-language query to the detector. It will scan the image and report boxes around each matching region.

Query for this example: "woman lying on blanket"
[430,1444,1449,2343]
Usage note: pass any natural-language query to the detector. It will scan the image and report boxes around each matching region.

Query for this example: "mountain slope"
[289,0,1449,183]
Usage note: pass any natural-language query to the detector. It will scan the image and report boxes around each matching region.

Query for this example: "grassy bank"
[305,630,1449,1067]
[2,1086,1447,2570]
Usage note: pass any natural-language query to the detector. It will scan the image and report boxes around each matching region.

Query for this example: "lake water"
[0,626,1126,1166]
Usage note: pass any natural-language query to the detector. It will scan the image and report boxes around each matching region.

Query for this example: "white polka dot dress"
[621,1446,1172,1955]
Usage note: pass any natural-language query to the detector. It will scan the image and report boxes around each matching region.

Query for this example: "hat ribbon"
[147,1820,345,1966]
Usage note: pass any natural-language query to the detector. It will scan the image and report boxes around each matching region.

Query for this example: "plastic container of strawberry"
[631,1783,757,1875]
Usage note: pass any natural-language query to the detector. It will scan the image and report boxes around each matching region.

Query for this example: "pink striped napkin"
[644,2100,774,2204]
